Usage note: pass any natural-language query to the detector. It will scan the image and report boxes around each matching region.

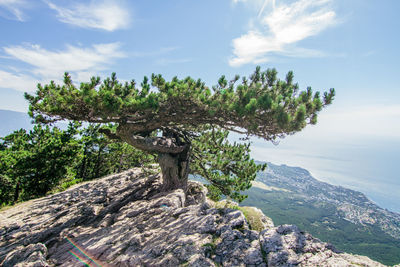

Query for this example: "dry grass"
[211,200,266,232]
[238,206,266,232]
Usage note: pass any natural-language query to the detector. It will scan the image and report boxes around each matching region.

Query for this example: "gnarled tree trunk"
[109,124,191,192]
[158,145,190,191]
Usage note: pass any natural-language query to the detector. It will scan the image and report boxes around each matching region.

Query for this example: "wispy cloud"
[46,0,130,31]
[0,70,38,92]
[230,0,337,66]
[1,43,125,92]
[0,0,30,21]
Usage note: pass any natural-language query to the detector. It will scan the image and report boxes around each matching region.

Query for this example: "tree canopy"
[0,123,154,206]
[25,66,334,202]
[0,124,79,203]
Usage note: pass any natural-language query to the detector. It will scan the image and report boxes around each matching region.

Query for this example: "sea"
[249,135,400,213]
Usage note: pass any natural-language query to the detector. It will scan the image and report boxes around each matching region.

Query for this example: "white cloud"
[0,70,38,92]
[46,0,130,31]
[230,0,337,66]
[4,43,124,78]
[0,0,29,21]
[1,43,125,92]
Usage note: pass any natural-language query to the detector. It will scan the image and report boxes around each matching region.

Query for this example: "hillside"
[0,169,389,266]
[242,162,400,265]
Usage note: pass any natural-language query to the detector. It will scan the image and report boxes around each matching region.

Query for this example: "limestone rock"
[0,169,391,266]
[1,243,48,267]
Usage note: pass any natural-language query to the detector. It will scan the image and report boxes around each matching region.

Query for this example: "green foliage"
[191,127,266,202]
[25,66,334,141]
[59,178,83,191]
[0,123,80,203]
[76,123,155,181]
[0,174,13,206]
[0,122,155,206]
[24,66,334,201]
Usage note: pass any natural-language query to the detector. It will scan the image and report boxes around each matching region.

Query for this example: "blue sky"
[0,0,399,211]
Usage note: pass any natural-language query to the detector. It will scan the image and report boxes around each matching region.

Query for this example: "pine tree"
[76,123,155,181]
[0,124,80,203]
[25,66,334,201]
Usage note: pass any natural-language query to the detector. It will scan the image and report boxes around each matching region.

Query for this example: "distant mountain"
[0,109,33,136]
[242,162,400,265]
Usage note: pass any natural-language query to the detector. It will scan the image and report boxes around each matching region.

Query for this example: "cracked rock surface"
[0,169,387,266]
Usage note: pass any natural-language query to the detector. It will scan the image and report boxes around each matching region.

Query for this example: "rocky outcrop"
[0,169,388,266]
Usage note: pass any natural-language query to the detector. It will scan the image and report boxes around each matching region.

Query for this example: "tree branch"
[116,124,188,154]
[98,129,121,140]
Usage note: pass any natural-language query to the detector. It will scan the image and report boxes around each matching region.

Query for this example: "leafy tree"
[0,122,154,205]
[76,123,155,181]
[190,127,262,202]
[77,124,110,180]
[0,124,80,203]
[25,66,334,201]
[0,174,13,205]
[106,138,155,174]
[0,129,29,203]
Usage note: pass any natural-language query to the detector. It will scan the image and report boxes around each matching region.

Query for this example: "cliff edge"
[0,169,390,266]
